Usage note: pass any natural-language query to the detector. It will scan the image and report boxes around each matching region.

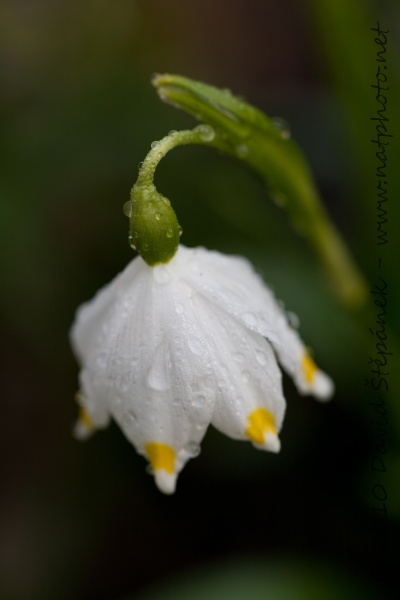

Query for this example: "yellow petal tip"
[301,353,334,401]
[301,353,318,384]
[245,408,279,451]
[145,442,177,494]
[73,405,96,440]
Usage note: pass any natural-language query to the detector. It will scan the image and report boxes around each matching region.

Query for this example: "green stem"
[129,125,221,266]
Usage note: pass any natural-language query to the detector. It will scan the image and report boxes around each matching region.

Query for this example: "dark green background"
[1,1,399,598]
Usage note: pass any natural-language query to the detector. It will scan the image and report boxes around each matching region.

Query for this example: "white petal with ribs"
[71,245,334,493]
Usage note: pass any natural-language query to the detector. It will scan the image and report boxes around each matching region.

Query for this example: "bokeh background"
[1,0,399,598]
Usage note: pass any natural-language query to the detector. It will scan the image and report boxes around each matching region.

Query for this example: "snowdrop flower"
[71,244,333,494]
[71,125,335,494]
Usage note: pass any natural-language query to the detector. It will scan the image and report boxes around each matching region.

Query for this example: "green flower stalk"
[128,125,220,266]
[152,74,367,308]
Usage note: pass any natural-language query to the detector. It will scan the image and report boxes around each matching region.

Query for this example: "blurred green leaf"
[130,558,378,600]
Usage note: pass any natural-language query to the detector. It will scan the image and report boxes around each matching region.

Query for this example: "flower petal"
[71,254,218,492]
[185,289,286,452]
[179,246,333,401]
[71,244,334,493]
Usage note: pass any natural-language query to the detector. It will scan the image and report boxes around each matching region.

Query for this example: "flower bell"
[71,245,333,494]
[71,122,334,494]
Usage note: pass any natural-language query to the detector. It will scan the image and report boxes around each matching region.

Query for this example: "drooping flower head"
[72,242,333,493]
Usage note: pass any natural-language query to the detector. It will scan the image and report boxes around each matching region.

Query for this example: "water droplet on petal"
[233,352,245,363]
[241,370,250,384]
[154,265,171,285]
[191,393,207,410]
[287,311,300,329]
[147,364,171,391]
[218,379,228,392]
[151,141,158,149]
[188,337,204,356]
[184,441,201,458]
[122,410,137,428]
[168,129,178,136]
[255,350,267,366]
[243,312,257,327]
[123,200,132,217]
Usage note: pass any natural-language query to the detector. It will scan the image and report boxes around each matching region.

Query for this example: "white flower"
[71,245,333,494]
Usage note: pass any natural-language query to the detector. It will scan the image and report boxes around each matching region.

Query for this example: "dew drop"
[122,410,137,428]
[142,242,149,251]
[178,225,183,236]
[166,228,174,238]
[255,350,267,366]
[271,117,291,139]
[151,141,158,149]
[188,336,204,356]
[236,144,249,158]
[161,196,171,206]
[154,265,171,285]
[147,365,170,391]
[241,370,250,384]
[138,161,144,170]
[191,393,207,410]
[218,379,227,391]
[154,211,161,221]
[123,200,132,217]
[243,312,257,327]
[233,351,245,363]
[287,311,300,329]
[168,129,178,136]
[195,124,215,142]
[184,441,201,458]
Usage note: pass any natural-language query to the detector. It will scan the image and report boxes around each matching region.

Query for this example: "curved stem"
[129,125,223,266]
